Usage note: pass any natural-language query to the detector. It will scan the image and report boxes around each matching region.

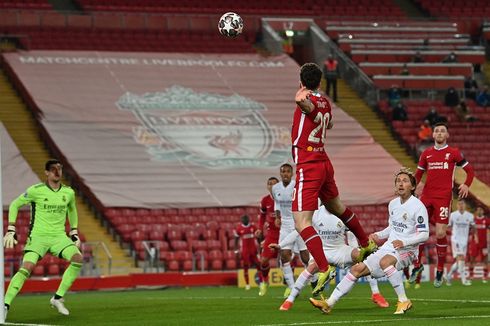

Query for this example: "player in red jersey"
[256,176,279,296]
[291,63,377,295]
[234,215,261,290]
[469,206,489,282]
[409,122,475,287]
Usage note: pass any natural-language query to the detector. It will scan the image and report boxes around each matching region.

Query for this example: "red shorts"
[470,240,488,260]
[419,195,451,225]
[261,233,279,260]
[292,160,339,212]
[241,249,259,267]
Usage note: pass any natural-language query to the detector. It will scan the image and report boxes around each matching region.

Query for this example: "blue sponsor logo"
[416,224,426,229]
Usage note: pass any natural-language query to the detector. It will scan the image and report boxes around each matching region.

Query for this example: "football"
[218,12,243,38]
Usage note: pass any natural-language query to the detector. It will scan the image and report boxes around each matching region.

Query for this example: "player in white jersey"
[272,163,309,297]
[310,167,429,315]
[271,206,389,311]
[446,199,475,286]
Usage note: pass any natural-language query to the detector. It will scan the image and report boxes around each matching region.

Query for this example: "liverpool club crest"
[117,86,290,169]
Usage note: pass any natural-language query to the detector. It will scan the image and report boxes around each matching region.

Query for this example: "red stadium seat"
[185,230,201,241]
[202,229,217,240]
[47,264,60,276]
[170,240,189,251]
[207,240,222,251]
[192,240,207,251]
[32,265,45,277]
[225,259,237,270]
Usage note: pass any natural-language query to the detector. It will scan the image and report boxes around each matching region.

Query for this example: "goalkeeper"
[3,159,83,318]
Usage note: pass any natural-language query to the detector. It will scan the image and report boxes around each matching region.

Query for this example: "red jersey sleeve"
[417,150,428,171]
[259,197,266,230]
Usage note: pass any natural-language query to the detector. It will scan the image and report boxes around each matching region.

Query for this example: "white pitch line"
[142,295,490,304]
[4,322,56,326]
[254,314,490,326]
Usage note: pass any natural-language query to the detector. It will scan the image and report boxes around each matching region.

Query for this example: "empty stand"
[106,204,405,272]
[74,0,403,18]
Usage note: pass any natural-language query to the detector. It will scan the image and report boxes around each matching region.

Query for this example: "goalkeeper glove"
[3,225,18,249]
[69,229,81,248]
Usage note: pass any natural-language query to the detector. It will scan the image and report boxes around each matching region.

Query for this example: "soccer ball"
[218,12,243,38]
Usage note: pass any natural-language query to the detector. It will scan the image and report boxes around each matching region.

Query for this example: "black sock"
[5,304,9,310]
[54,294,62,300]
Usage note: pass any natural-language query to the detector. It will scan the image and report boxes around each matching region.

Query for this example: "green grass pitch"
[5,281,490,325]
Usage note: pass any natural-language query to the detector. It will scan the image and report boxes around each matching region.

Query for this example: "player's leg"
[242,256,251,290]
[5,234,49,314]
[280,261,318,311]
[457,251,471,285]
[279,226,296,292]
[294,163,336,294]
[252,252,262,287]
[411,197,433,283]
[258,238,276,296]
[446,246,459,286]
[4,252,39,310]
[379,254,411,314]
[351,246,388,308]
[483,249,489,283]
[280,249,295,295]
[51,240,83,315]
[366,275,389,308]
[310,261,371,314]
[433,200,450,287]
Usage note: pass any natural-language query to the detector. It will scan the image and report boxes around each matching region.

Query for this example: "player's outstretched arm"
[295,86,314,114]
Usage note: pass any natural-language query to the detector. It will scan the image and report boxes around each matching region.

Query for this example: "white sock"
[288,270,312,302]
[458,260,466,283]
[448,262,458,278]
[310,272,318,284]
[282,262,295,288]
[366,275,379,294]
[384,265,408,302]
[326,272,357,307]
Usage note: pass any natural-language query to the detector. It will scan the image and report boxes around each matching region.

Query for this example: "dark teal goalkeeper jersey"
[8,183,78,236]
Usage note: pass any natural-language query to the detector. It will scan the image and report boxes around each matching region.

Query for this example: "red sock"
[339,208,368,247]
[253,257,263,283]
[403,267,410,279]
[300,226,329,272]
[436,237,447,272]
[414,244,425,268]
[416,270,422,283]
[260,262,270,282]
[244,266,249,285]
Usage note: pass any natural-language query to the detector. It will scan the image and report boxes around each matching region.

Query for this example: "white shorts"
[364,247,417,279]
[279,225,307,252]
[452,241,468,258]
[309,244,355,269]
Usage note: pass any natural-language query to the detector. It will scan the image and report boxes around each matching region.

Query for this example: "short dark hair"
[280,163,293,171]
[45,159,62,171]
[433,122,448,130]
[300,63,322,90]
[268,177,279,182]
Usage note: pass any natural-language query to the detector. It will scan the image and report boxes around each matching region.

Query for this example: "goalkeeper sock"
[55,262,82,297]
[5,268,30,306]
